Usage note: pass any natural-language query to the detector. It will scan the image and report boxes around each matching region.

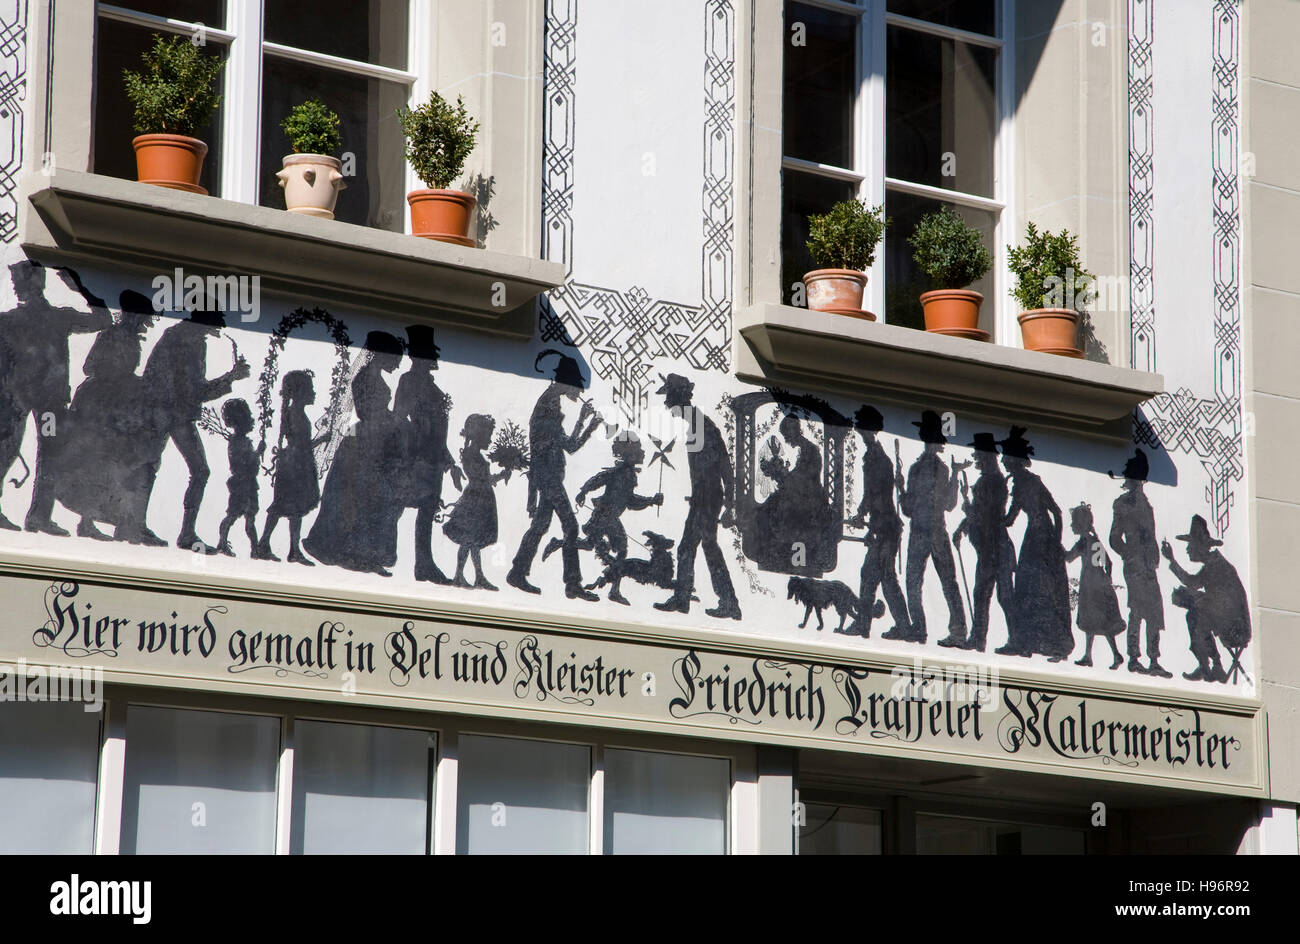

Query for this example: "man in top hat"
[140,298,250,551]
[396,325,462,583]
[950,432,1015,651]
[844,404,908,637]
[896,410,967,644]
[1108,448,1171,677]
[653,372,741,620]
[507,349,603,600]
[0,261,112,534]
[1161,516,1250,683]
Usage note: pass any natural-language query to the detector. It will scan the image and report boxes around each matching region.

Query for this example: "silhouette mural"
[0,260,1257,690]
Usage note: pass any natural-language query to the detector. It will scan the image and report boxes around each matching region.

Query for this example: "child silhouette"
[443,414,507,589]
[217,398,260,557]
[256,370,324,565]
[1066,502,1124,669]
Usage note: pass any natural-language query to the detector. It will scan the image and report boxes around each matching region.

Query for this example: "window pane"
[121,706,279,854]
[916,814,1087,854]
[885,189,997,331]
[799,802,882,855]
[111,1,226,28]
[781,170,860,306]
[93,18,226,195]
[0,701,101,853]
[290,721,433,854]
[265,0,409,70]
[603,749,728,854]
[887,0,996,37]
[456,736,590,854]
[260,57,408,231]
[783,2,857,168]
[886,26,997,197]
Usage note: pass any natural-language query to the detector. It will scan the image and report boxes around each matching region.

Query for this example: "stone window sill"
[734,304,1164,441]
[20,171,566,339]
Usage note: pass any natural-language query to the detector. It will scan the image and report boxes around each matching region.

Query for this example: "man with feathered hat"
[1161,515,1250,683]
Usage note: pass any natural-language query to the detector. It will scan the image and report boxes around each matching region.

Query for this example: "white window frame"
[781,0,1015,340]
[85,686,759,855]
[95,1,424,226]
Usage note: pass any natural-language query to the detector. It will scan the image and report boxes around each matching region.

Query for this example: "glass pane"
[887,0,996,37]
[603,749,728,854]
[93,18,226,195]
[781,169,860,306]
[260,57,408,231]
[121,706,279,854]
[886,25,997,197]
[885,189,997,332]
[265,0,409,70]
[456,735,590,855]
[783,2,857,168]
[0,701,101,853]
[799,802,883,855]
[290,721,432,854]
[916,814,1087,854]
[111,1,226,28]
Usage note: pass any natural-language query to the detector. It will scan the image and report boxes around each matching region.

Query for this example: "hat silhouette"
[854,404,884,432]
[968,432,998,453]
[535,348,587,387]
[912,410,947,445]
[119,289,155,315]
[997,426,1034,460]
[405,325,440,361]
[655,372,694,399]
[1176,514,1222,548]
[364,330,404,357]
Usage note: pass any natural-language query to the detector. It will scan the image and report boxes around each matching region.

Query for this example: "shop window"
[915,812,1086,855]
[120,705,280,854]
[93,1,414,229]
[781,0,1006,332]
[289,720,435,855]
[455,735,592,855]
[602,749,730,855]
[798,801,884,855]
[0,701,102,853]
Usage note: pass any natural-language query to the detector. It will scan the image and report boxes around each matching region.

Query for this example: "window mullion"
[220,0,263,205]
[273,715,295,854]
[863,0,886,319]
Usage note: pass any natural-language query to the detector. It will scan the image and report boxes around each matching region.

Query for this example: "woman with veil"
[303,330,405,575]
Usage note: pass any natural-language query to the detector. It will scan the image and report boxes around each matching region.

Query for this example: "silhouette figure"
[951,432,1015,652]
[256,370,325,565]
[653,373,741,620]
[216,399,260,556]
[140,301,251,551]
[895,411,967,644]
[1162,515,1250,684]
[444,413,506,590]
[548,433,662,604]
[0,261,111,534]
[1108,449,1170,677]
[396,326,462,584]
[755,414,830,566]
[48,289,160,542]
[1066,502,1124,669]
[506,350,602,600]
[844,405,909,638]
[997,428,1073,661]
[304,331,405,575]
[587,530,678,602]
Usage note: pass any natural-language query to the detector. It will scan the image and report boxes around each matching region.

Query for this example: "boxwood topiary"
[806,199,889,272]
[908,206,992,290]
[281,99,342,156]
[396,92,479,191]
[122,33,225,138]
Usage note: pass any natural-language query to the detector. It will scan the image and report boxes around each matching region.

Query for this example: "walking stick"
[953,463,974,619]
[893,439,905,575]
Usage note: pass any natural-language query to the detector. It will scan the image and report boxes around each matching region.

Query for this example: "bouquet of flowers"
[488,420,530,484]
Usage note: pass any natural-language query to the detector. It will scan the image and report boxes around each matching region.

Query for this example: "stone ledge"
[735,303,1165,441]
[21,171,566,339]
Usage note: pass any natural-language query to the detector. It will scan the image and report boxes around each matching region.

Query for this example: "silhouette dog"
[787,576,870,632]
[588,530,684,605]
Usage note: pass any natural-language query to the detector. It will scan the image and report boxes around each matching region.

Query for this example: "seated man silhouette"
[1161,515,1250,684]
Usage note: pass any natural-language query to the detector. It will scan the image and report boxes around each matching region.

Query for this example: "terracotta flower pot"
[920,289,983,335]
[133,133,209,194]
[803,268,873,319]
[1018,308,1082,356]
[408,189,476,246]
[277,154,346,219]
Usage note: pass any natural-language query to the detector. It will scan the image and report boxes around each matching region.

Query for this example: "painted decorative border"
[1131,0,1244,538]
[1127,0,1155,373]
[0,0,27,244]
[541,0,578,276]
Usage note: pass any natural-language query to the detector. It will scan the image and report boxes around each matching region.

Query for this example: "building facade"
[0,0,1296,854]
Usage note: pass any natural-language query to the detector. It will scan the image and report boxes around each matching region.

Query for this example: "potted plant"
[1007,222,1092,356]
[122,33,225,195]
[908,206,993,340]
[803,199,888,319]
[275,99,346,218]
[396,92,480,246]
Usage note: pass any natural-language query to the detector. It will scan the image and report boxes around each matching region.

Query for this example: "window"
[916,813,1086,854]
[93,1,415,230]
[781,0,1008,333]
[602,748,730,854]
[798,800,883,854]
